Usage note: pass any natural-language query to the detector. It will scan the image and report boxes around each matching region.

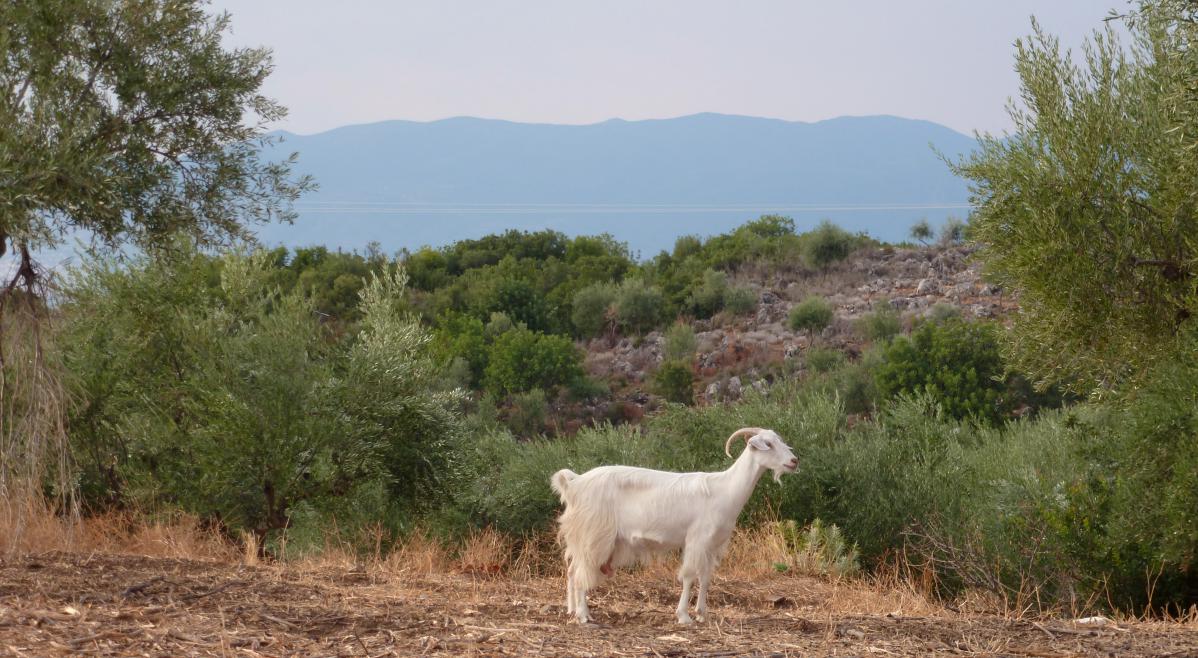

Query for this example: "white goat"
[550,427,799,625]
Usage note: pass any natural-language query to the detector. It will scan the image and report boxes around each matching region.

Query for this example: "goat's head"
[724,427,799,483]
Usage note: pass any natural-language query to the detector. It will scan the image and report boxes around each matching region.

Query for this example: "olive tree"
[1,0,311,274]
[1,0,310,534]
[953,5,1198,395]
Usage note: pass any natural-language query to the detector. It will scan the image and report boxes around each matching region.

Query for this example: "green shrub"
[483,328,583,395]
[567,376,610,402]
[484,277,549,333]
[652,359,695,404]
[687,269,730,319]
[788,297,834,333]
[803,220,854,269]
[63,250,462,543]
[506,388,549,437]
[927,303,961,323]
[777,519,861,578]
[663,323,698,361]
[857,307,902,342]
[874,318,1006,424]
[830,347,883,415]
[432,312,488,387]
[571,282,616,337]
[723,286,757,316]
[805,347,845,373]
[614,278,664,334]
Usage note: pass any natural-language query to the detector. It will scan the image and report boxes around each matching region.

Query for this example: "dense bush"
[481,276,551,333]
[857,307,902,342]
[788,297,835,333]
[570,282,616,337]
[265,245,396,323]
[652,360,695,404]
[613,278,664,334]
[63,248,461,543]
[723,286,757,316]
[687,269,731,319]
[803,220,855,269]
[505,388,549,437]
[874,319,1007,424]
[805,347,845,373]
[483,328,584,395]
[431,313,489,387]
[663,323,698,361]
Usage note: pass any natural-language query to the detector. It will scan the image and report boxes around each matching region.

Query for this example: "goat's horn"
[724,427,767,458]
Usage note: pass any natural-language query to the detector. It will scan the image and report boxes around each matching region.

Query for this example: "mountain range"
[257,113,979,255]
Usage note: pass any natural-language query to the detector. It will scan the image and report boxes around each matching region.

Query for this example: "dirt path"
[1,552,1196,656]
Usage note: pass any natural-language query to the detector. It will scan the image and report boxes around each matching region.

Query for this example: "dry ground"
[2,552,1197,657]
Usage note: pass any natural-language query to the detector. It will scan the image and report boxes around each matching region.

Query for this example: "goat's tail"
[550,469,578,504]
[555,471,617,593]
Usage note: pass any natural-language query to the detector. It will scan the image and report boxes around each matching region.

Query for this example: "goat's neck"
[715,450,767,511]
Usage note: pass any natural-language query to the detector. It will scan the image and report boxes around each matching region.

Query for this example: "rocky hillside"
[583,245,1013,406]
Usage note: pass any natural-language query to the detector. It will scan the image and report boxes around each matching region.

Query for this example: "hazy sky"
[213,1,1117,136]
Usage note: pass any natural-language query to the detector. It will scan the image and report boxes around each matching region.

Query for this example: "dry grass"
[2,513,1198,655]
[0,503,236,562]
[4,549,1197,657]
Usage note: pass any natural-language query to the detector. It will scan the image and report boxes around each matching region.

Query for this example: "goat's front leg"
[675,575,695,624]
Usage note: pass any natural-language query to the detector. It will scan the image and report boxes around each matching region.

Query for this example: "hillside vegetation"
[3,0,1198,624]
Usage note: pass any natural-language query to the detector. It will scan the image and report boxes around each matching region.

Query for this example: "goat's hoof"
[676,616,694,625]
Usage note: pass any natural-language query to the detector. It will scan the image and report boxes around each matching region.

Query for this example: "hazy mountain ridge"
[270,113,975,204]
[259,113,977,253]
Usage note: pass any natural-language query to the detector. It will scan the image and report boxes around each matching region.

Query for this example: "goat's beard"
[771,469,784,484]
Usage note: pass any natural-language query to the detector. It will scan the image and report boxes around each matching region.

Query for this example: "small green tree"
[803,220,855,269]
[483,277,550,333]
[652,360,695,404]
[614,278,664,334]
[938,217,966,247]
[571,282,617,337]
[687,269,730,318]
[663,323,698,361]
[723,286,757,316]
[910,219,934,246]
[789,297,835,333]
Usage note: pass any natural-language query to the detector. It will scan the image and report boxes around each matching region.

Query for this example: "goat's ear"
[748,435,772,451]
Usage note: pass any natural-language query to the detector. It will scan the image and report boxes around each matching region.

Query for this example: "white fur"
[551,427,798,624]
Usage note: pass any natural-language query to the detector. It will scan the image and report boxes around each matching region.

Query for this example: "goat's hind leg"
[565,563,575,615]
[568,563,595,624]
[695,572,712,622]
